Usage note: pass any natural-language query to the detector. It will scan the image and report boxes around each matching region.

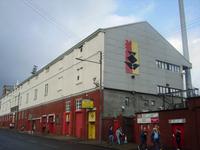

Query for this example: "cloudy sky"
[0,0,200,93]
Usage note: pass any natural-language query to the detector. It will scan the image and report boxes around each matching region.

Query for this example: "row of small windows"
[157,85,181,96]
[156,60,180,73]
[65,99,82,112]
[18,84,49,106]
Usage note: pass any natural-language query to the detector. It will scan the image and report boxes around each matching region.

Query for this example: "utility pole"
[178,0,192,93]
[76,51,103,143]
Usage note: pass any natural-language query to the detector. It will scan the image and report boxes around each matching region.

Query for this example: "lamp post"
[76,51,103,143]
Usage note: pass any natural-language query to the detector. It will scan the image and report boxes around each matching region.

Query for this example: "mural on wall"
[125,40,140,75]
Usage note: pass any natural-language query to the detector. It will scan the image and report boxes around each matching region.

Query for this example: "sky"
[0,0,200,94]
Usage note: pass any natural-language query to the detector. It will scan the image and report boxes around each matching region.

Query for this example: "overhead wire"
[21,0,73,40]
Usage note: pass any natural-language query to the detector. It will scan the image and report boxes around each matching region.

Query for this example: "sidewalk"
[41,134,138,150]
[5,128,138,150]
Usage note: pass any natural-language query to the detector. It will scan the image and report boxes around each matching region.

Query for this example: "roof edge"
[16,29,104,89]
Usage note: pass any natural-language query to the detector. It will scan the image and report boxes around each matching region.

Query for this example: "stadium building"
[0,22,192,140]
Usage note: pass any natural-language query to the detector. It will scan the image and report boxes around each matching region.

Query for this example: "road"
[0,129,114,150]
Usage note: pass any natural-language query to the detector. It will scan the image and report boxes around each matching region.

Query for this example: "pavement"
[21,131,139,150]
[1,127,138,150]
[38,134,138,150]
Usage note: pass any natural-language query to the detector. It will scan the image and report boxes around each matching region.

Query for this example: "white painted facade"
[0,22,191,117]
[0,31,104,116]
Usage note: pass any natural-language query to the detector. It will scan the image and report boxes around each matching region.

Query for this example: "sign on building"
[168,118,186,124]
[137,113,159,124]
[125,40,140,75]
[81,99,94,109]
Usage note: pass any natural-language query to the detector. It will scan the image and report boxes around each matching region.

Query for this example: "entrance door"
[48,116,55,134]
[88,111,96,140]
[88,122,95,139]
[65,114,70,135]
[171,124,184,148]
[75,112,83,138]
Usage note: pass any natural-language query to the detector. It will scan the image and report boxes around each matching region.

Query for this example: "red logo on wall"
[125,40,140,75]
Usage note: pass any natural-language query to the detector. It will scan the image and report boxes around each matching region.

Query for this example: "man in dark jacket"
[139,127,148,150]
[108,126,114,145]
[175,129,181,150]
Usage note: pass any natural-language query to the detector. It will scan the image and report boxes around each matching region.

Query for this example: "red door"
[48,116,55,134]
[66,122,70,135]
[114,119,119,142]
[171,124,184,148]
[75,112,83,138]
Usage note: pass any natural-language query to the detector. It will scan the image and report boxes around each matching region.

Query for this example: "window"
[34,89,38,100]
[156,60,180,73]
[15,96,17,105]
[19,96,22,106]
[77,75,80,81]
[44,84,48,96]
[157,85,181,96]
[151,100,155,106]
[124,97,129,106]
[76,67,83,84]
[76,99,82,110]
[66,101,70,112]
[26,93,29,104]
[79,45,83,52]
[144,100,149,107]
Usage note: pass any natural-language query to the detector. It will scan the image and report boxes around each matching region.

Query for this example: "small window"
[124,97,129,106]
[34,89,38,100]
[26,93,29,104]
[19,96,22,106]
[151,100,155,106]
[156,60,158,67]
[66,101,71,112]
[76,99,82,110]
[44,84,48,96]
[161,62,165,69]
[144,100,149,107]
[15,96,17,105]
[164,63,168,69]
[157,86,160,94]
[79,45,83,52]
[77,75,80,81]
[177,66,180,72]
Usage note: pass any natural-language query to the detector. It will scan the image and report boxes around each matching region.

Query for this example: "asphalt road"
[0,129,114,150]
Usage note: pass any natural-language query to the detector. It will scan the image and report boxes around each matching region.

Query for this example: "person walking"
[116,127,123,144]
[139,127,148,150]
[175,128,181,150]
[108,126,114,145]
[151,128,160,150]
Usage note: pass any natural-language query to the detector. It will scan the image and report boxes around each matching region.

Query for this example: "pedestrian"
[116,127,123,144]
[151,128,160,150]
[175,128,181,150]
[139,127,148,150]
[108,126,114,145]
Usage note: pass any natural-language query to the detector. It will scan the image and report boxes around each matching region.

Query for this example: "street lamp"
[76,51,103,143]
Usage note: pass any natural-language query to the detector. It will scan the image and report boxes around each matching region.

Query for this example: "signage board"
[137,113,159,124]
[168,118,186,124]
[82,99,94,109]
[141,113,159,118]
[88,111,96,122]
